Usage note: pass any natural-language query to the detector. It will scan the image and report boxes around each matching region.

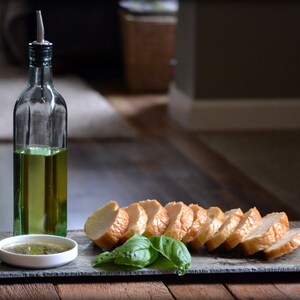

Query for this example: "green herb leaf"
[150,235,191,275]
[114,234,158,268]
[150,255,177,271]
[92,250,117,267]
[91,234,192,276]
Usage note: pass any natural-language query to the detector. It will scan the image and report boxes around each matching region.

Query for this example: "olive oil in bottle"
[13,11,67,236]
[14,146,67,236]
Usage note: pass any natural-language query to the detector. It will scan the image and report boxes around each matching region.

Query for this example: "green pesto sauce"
[3,241,72,255]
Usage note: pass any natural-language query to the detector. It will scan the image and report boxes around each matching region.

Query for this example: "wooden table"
[0,280,299,299]
[0,271,299,299]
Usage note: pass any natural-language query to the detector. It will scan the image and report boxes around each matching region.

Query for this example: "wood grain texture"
[226,283,289,299]
[274,283,300,299]
[56,282,173,300]
[167,283,234,299]
[0,283,59,300]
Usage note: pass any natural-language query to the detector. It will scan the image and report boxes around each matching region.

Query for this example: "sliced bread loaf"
[224,207,261,251]
[84,200,129,250]
[138,199,169,237]
[163,201,194,240]
[189,207,225,249]
[241,212,289,256]
[263,228,300,260]
[205,208,244,251]
[119,203,148,243]
[182,204,208,244]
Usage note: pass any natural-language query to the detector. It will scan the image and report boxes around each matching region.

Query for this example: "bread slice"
[119,203,148,244]
[263,228,300,260]
[163,201,194,240]
[189,207,225,249]
[182,204,208,244]
[241,212,289,256]
[205,208,244,251]
[84,200,129,250]
[224,207,261,251]
[138,199,169,237]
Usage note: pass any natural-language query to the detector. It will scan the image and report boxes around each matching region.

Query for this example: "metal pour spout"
[33,10,50,45]
[36,10,45,43]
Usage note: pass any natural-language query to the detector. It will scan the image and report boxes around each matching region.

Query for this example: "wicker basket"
[119,10,177,92]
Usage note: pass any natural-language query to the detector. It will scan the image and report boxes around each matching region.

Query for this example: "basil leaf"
[114,234,158,268]
[150,255,177,271]
[92,234,192,276]
[92,250,117,267]
[150,235,191,275]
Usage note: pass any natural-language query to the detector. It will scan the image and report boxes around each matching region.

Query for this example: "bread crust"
[182,204,208,244]
[119,203,148,243]
[84,201,129,250]
[224,207,261,251]
[264,228,300,259]
[205,208,244,251]
[241,212,289,256]
[139,199,169,237]
[164,201,194,240]
[189,207,225,249]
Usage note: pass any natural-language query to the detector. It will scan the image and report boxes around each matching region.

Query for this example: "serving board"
[0,224,299,279]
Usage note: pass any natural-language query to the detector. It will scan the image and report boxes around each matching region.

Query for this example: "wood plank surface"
[273,283,300,299]
[226,283,291,300]
[167,283,234,299]
[0,283,59,300]
[56,282,173,300]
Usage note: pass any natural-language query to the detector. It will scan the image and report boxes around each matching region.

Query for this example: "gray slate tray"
[0,226,299,279]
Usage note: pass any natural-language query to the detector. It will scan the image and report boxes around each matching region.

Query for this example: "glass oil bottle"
[13,11,67,236]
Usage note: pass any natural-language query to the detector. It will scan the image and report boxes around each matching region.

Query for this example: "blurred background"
[0,0,300,230]
[0,0,178,90]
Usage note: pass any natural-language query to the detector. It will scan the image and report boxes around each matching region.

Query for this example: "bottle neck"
[28,65,53,86]
[28,43,53,86]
